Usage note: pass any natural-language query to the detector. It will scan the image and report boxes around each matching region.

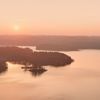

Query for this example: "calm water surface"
[0,50,100,100]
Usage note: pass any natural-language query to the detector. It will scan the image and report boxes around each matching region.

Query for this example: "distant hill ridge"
[0,35,100,51]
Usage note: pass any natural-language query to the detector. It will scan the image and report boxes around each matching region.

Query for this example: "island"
[0,47,74,76]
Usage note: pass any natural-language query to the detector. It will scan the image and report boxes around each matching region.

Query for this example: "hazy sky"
[0,0,100,35]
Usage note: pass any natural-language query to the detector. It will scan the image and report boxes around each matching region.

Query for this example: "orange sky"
[0,0,100,35]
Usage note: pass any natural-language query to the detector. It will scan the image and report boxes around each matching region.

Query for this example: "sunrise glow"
[0,0,100,35]
[13,25,20,32]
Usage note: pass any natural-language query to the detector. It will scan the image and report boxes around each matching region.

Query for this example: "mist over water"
[0,0,100,99]
[0,48,100,100]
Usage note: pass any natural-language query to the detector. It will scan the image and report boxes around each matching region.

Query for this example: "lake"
[0,49,100,100]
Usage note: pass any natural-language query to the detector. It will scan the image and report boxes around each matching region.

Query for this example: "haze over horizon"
[0,0,100,36]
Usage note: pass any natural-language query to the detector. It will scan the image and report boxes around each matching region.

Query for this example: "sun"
[13,25,20,32]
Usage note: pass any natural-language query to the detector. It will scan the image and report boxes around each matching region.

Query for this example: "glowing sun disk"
[13,25,20,32]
